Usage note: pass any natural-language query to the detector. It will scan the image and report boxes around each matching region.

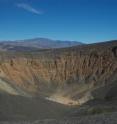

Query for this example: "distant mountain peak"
[0,37,83,52]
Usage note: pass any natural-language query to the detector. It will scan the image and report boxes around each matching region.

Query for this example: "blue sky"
[0,0,117,43]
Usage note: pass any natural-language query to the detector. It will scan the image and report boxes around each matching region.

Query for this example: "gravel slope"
[0,112,117,124]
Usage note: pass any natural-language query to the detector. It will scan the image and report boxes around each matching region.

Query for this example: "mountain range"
[0,38,82,51]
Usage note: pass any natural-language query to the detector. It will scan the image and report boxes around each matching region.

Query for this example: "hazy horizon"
[0,37,117,44]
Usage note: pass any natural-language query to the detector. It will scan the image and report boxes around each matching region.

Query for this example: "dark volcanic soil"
[0,112,117,124]
[0,94,71,121]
